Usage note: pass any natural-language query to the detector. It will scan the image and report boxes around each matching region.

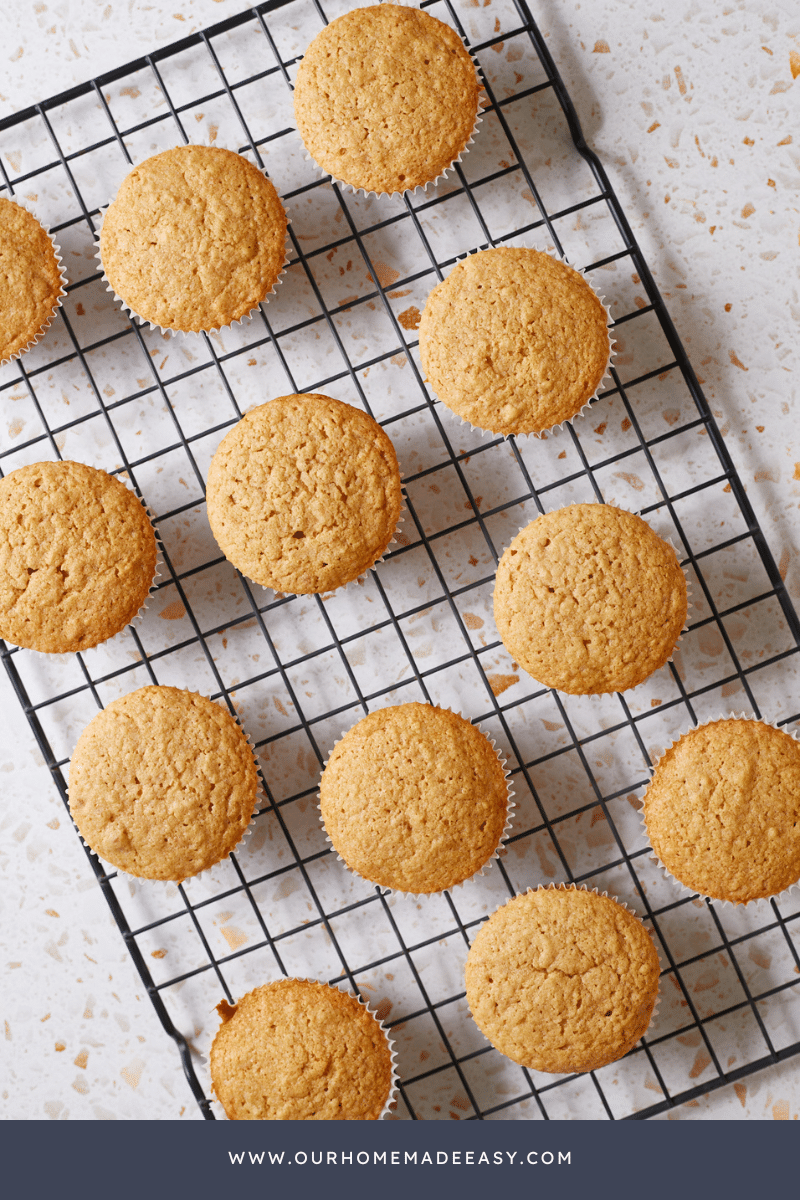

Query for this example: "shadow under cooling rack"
[1,0,799,1120]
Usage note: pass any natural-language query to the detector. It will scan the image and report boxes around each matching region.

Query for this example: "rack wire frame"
[1,0,799,1121]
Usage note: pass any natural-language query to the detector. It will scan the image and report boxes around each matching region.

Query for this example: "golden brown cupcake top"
[210,979,394,1120]
[319,703,510,893]
[68,685,258,882]
[99,145,287,331]
[465,887,660,1074]
[206,393,402,595]
[643,718,800,904]
[419,248,611,435]
[493,504,687,694]
[0,461,157,654]
[293,4,480,194]
[0,197,65,362]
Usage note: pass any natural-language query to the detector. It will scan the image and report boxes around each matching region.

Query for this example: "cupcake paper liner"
[0,196,68,365]
[67,693,265,893]
[206,977,400,1120]
[639,711,800,908]
[297,2,485,201]
[94,142,291,337]
[317,706,516,899]
[422,240,616,441]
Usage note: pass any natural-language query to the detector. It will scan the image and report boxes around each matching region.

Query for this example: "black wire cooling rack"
[2,0,799,1121]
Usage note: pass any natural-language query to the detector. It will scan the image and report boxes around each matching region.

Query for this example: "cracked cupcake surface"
[465,887,660,1073]
[68,686,258,882]
[210,979,394,1121]
[0,460,157,654]
[419,248,611,435]
[293,4,480,195]
[493,503,687,694]
[643,718,800,904]
[99,145,287,331]
[206,393,402,595]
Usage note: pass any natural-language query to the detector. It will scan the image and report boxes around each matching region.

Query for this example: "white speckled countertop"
[1,0,799,1121]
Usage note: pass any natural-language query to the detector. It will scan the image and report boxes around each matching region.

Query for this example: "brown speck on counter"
[398,306,421,331]
[729,350,748,371]
[790,50,800,79]
[487,673,518,696]
[734,1082,747,1107]
[593,40,610,53]
[462,611,484,630]
[150,948,167,959]
[773,1099,790,1120]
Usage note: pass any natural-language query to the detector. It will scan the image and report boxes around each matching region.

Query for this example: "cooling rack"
[1,0,799,1121]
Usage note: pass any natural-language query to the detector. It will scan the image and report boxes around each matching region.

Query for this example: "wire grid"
[1,0,799,1122]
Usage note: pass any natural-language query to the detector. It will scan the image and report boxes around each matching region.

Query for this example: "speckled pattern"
[465,887,660,1073]
[419,248,610,435]
[210,979,393,1120]
[99,146,287,331]
[206,393,402,595]
[643,719,800,903]
[494,504,687,694]
[319,703,509,893]
[3,0,800,1125]
[294,5,480,194]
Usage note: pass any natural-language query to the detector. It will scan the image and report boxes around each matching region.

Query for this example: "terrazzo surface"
[1,0,799,1121]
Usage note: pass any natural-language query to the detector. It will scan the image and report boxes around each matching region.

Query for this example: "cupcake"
[0,461,157,654]
[68,686,258,882]
[493,503,687,694]
[206,393,402,595]
[319,703,510,893]
[418,248,611,435]
[98,145,287,332]
[642,717,800,904]
[210,979,395,1120]
[293,4,481,195]
[0,196,66,363]
[465,886,660,1074]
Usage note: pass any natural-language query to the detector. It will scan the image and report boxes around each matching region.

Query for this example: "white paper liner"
[639,712,800,908]
[67,690,264,894]
[1,467,161,658]
[207,977,399,1120]
[0,195,67,364]
[492,501,691,697]
[317,704,515,898]
[420,241,616,440]
[296,2,485,201]
[94,142,291,336]
[466,883,662,1070]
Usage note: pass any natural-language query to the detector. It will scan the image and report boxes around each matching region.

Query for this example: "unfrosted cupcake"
[293,4,481,195]
[206,393,402,595]
[210,979,395,1120]
[98,145,287,332]
[68,686,258,882]
[493,504,687,694]
[419,248,611,435]
[465,886,660,1073]
[0,196,66,363]
[0,461,157,654]
[319,703,510,893]
[642,717,800,904]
